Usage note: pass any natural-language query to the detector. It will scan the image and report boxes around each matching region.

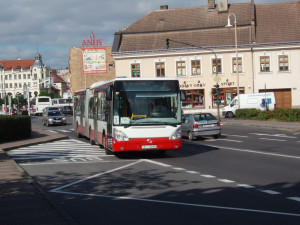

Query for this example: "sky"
[0,0,287,69]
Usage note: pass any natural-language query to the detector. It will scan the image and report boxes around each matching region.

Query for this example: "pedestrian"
[22,106,28,115]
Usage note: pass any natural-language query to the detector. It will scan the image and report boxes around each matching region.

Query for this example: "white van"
[222,92,276,118]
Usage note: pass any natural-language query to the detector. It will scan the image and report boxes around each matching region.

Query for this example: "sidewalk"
[0,128,71,225]
[221,118,300,131]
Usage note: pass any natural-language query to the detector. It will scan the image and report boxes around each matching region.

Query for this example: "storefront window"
[182,90,204,108]
[212,87,244,107]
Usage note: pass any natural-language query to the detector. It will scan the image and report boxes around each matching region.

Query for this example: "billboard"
[82,47,107,74]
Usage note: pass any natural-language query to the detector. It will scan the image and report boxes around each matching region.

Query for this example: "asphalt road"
[9,116,300,225]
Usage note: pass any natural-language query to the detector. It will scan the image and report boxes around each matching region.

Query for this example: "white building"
[0,52,50,99]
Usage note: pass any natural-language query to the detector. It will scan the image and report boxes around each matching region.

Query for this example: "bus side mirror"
[180,90,186,101]
[106,86,112,101]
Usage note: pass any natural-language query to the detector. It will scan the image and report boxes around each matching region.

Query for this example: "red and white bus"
[73,77,185,155]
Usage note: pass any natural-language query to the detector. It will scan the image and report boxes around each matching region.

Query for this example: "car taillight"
[217,121,220,127]
[193,123,198,129]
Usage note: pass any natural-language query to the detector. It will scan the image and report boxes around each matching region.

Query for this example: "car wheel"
[226,111,234,118]
[188,131,194,141]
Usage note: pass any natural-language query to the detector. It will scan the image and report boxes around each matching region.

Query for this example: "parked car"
[42,110,66,126]
[181,113,221,140]
[59,106,73,115]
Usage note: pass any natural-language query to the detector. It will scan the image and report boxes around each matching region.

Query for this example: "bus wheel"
[103,135,113,155]
[76,125,82,138]
[89,129,95,145]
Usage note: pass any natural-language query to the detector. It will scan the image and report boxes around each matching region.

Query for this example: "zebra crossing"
[8,139,111,163]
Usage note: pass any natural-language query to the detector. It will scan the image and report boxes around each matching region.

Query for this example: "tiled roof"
[0,59,34,70]
[113,1,300,53]
[50,72,65,83]
[255,1,300,43]
[118,3,252,33]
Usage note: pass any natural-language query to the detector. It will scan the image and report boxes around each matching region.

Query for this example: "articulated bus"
[74,77,185,155]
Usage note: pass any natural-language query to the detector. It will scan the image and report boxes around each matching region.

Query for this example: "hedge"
[235,108,300,122]
[0,115,31,143]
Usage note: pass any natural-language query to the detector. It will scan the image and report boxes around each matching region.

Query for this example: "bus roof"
[89,77,179,90]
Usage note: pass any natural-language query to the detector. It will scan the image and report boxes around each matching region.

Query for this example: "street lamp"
[226,13,240,109]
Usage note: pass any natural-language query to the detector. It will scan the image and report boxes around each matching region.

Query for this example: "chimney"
[218,0,228,12]
[208,0,215,10]
[160,5,168,10]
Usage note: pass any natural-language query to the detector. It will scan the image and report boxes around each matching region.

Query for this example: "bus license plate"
[203,124,214,127]
[142,145,157,149]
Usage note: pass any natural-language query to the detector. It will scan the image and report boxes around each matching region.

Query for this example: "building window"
[278,55,288,71]
[182,90,205,108]
[131,63,140,77]
[14,74,17,79]
[9,83,12,88]
[191,60,201,76]
[27,74,30,79]
[176,61,186,76]
[5,84,8,88]
[232,57,242,73]
[34,74,38,80]
[260,56,270,72]
[19,83,22,88]
[18,74,21,79]
[212,58,222,74]
[23,74,26,79]
[156,62,165,77]
[9,75,12,80]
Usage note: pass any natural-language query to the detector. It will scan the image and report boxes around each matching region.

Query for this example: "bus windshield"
[113,80,181,126]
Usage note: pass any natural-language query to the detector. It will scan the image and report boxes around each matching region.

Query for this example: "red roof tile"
[0,59,34,70]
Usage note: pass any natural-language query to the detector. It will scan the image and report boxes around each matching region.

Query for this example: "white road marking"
[200,144,300,160]
[222,134,248,138]
[287,197,300,202]
[201,175,216,178]
[142,159,171,167]
[260,190,281,195]
[237,184,255,188]
[218,179,235,183]
[186,171,199,174]
[250,133,296,139]
[50,160,143,192]
[173,167,186,171]
[259,138,286,142]
[51,190,300,217]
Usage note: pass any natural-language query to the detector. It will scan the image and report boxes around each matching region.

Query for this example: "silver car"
[181,113,221,140]
[42,110,66,126]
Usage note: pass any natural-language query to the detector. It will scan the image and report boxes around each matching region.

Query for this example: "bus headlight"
[169,127,182,140]
[113,128,129,141]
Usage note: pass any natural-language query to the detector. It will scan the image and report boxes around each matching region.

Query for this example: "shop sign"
[180,80,206,89]
[220,79,235,87]
[82,32,103,47]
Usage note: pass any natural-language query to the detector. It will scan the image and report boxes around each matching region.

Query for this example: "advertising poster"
[82,47,107,74]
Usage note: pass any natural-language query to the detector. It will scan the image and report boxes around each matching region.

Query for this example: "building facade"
[112,0,300,114]
[0,52,50,99]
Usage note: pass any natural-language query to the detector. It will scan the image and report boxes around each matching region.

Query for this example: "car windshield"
[48,111,62,116]
[194,113,217,121]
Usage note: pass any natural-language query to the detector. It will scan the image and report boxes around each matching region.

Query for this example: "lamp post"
[226,13,240,109]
